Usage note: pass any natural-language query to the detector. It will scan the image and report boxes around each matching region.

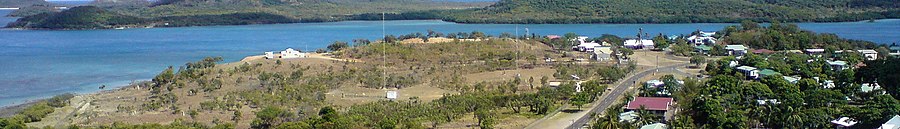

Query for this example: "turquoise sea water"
[0,9,898,107]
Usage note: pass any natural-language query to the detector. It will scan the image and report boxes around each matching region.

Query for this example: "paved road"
[565,63,690,129]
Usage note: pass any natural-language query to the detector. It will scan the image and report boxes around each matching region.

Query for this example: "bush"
[47,93,75,108]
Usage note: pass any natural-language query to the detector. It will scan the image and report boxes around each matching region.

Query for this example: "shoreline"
[0,53,316,115]
[0,81,144,117]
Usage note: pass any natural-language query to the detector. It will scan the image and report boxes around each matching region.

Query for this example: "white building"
[858,50,878,61]
[593,46,613,61]
[265,52,276,59]
[280,48,306,59]
[831,117,859,129]
[686,31,717,46]
[266,48,308,59]
[827,60,849,71]
[576,42,603,52]
[624,39,654,49]
[736,66,759,79]
[725,45,748,56]
[879,115,900,129]
[386,90,399,100]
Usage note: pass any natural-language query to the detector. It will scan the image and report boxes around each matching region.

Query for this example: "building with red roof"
[626,97,673,111]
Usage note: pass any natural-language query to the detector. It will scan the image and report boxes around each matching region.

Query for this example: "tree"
[152,66,175,86]
[233,110,242,121]
[741,20,760,30]
[690,55,706,68]
[617,47,634,59]
[570,92,590,109]
[653,34,669,49]
[475,108,494,129]
[857,58,900,99]
[252,106,290,129]
[352,39,371,46]
[327,41,349,51]
[670,41,693,56]
[383,35,398,43]
[528,76,535,89]
[540,76,549,87]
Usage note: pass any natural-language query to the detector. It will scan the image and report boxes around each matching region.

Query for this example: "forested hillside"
[0,0,51,8]
[414,0,900,23]
[4,0,490,29]
[6,6,148,29]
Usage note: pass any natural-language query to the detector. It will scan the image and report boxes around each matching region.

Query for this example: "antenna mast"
[382,12,387,89]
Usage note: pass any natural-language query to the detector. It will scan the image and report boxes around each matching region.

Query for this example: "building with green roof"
[759,69,781,77]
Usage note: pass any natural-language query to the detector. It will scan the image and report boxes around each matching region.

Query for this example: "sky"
[46,0,498,1]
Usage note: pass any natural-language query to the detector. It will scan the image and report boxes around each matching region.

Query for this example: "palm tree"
[595,109,621,129]
[636,106,657,126]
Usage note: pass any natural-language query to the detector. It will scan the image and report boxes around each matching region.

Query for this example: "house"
[736,66,759,79]
[619,111,638,123]
[758,69,781,78]
[546,35,561,40]
[785,50,804,54]
[687,35,717,46]
[828,60,849,71]
[576,42,603,52]
[823,80,836,89]
[725,45,748,56]
[695,45,712,55]
[645,80,665,88]
[878,115,900,129]
[783,76,802,84]
[686,31,718,46]
[805,49,826,55]
[728,60,740,67]
[858,50,879,61]
[640,123,667,129]
[386,91,398,100]
[862,83,883,94]
[752,49,776,54]
[756,99,780,105]
[547,81,562,87]
[593,46,613,61]
[626,97,674,115]
[266,48,307,59]
[280,48,306,59]
[831,117,859,129]
[667,35,680,40]
[624,39,654,49]
[265,52,276,59]
[890,46,900,56]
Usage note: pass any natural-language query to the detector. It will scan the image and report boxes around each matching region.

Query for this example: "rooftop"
[736,66,757,71]
[619,111,638,123]
[783,76,801,84]
[828,60,848,66]
[831,117,859,127]
[880,115,900,129]
[805,49,826,53]
[858,50,878,54]
[695,45,711,51]
[640,123,667,129]
[752,49,776,54]
[725,45,747,50]
[862,83,882,92]
[626,97,673,111]
[759,69,780,76]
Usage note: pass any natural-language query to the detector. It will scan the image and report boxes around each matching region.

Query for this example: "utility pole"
[382,12,387,89]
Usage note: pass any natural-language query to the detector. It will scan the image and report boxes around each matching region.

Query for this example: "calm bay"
[0,9,898,106]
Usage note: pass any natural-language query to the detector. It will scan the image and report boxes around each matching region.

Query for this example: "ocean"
[0,9,898,106]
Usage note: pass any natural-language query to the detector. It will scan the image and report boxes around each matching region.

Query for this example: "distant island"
[0,0,50,8]
[5,0,900,30]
